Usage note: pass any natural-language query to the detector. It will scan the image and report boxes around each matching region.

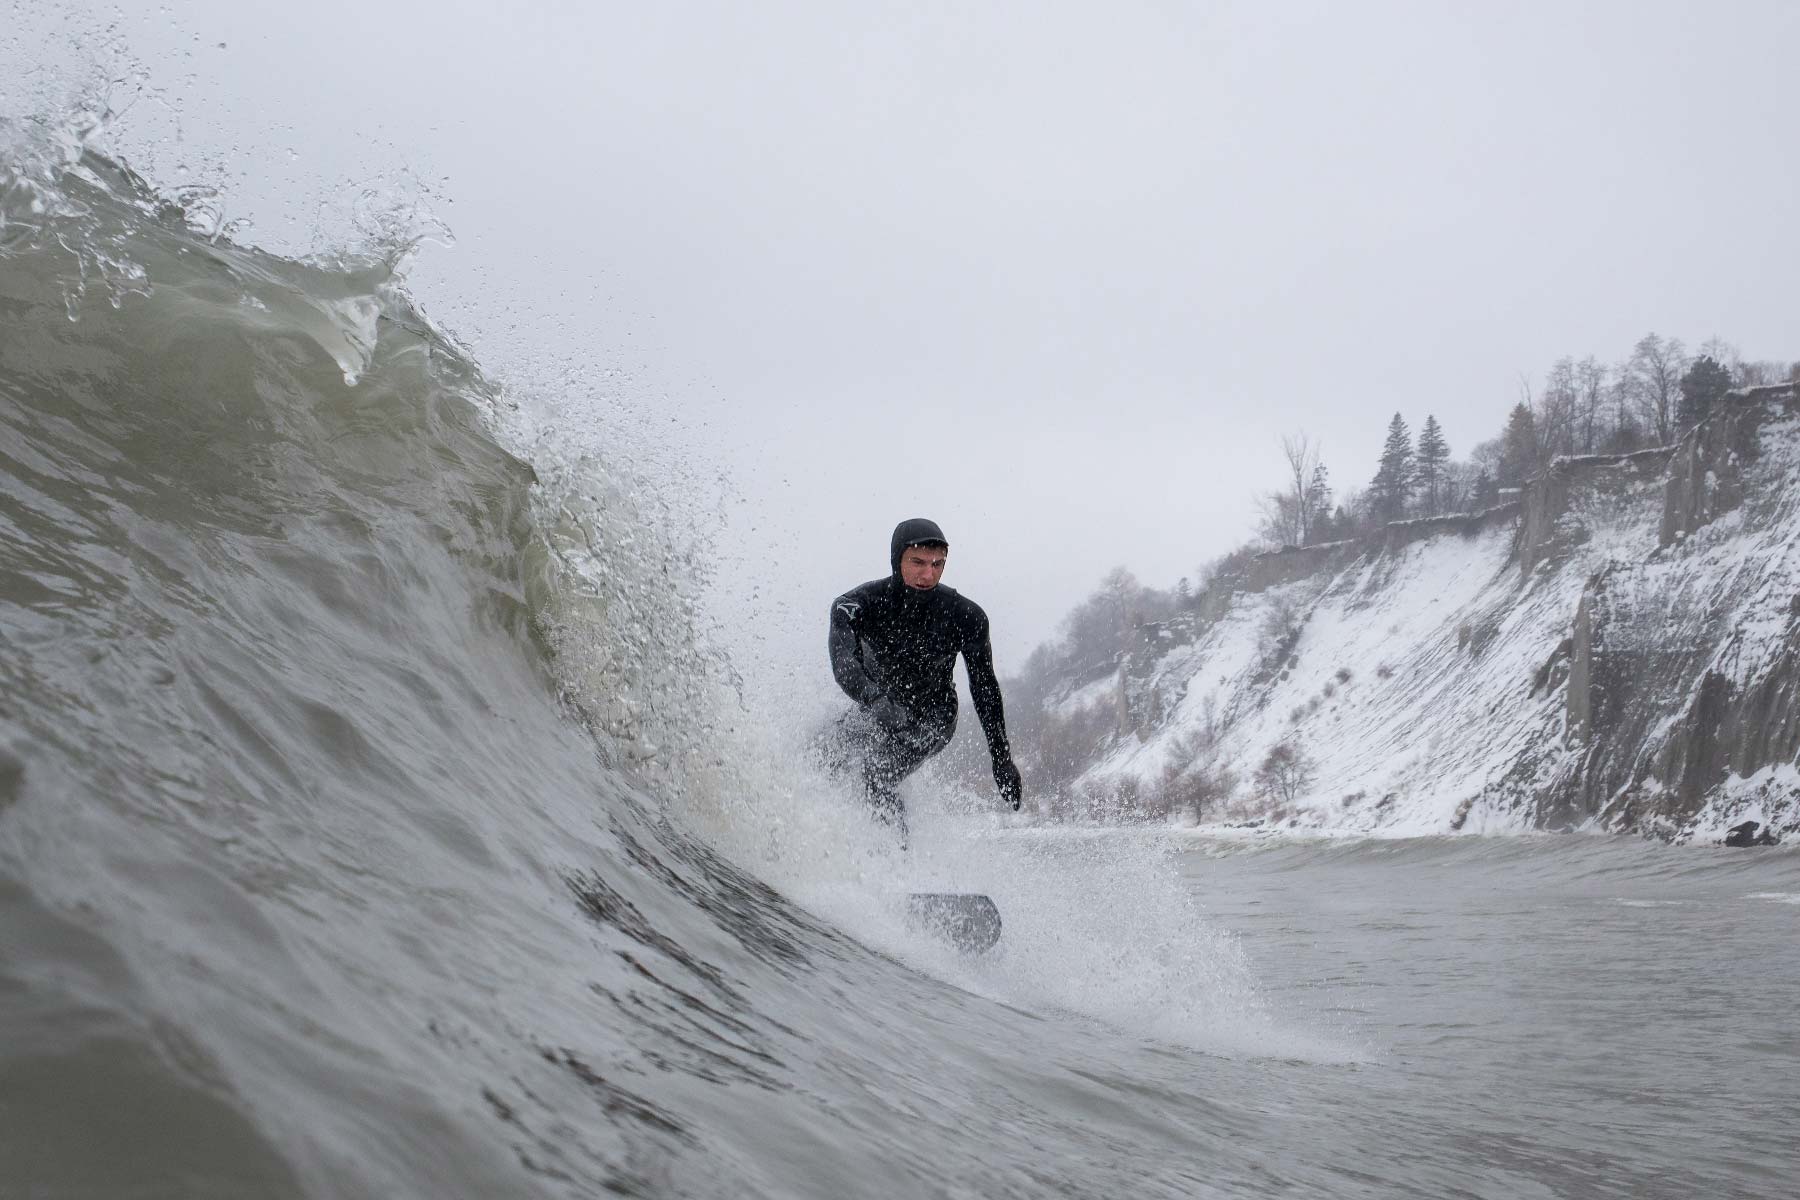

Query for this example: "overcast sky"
[12,1,1800,681]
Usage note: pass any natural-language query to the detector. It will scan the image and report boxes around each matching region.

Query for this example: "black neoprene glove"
[993,756,1023,810]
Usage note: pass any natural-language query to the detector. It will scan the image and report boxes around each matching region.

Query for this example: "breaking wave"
[0,109,1275,1199]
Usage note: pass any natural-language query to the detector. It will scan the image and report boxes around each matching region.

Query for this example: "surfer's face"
[899,545,947,590]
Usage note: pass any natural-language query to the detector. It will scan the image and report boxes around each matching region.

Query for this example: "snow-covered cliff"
[1066,384,1800,842]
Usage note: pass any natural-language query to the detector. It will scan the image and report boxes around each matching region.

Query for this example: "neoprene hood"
[889,518,948,573]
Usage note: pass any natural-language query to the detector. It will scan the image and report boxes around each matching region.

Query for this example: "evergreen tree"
[1677,355,1733,428]
[1305,462,1333,542]
[1472,469,1498,508]
[1369,413,1414,522]
[1498,403,1539,485]
[1415,415,1450,516]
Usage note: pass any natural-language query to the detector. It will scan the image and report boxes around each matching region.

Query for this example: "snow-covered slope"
[1076,385,1800,842]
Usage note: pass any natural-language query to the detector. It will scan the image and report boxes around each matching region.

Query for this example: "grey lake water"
[1177,835,1800,1199]
[4,145,1799,1200]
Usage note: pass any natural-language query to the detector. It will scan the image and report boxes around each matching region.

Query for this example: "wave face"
[0,141,1270,1198]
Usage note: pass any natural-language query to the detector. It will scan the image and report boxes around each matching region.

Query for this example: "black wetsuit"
[825,519,1019,838]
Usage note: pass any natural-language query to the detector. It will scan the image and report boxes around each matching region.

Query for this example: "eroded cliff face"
[1072,385,1800,842]
[1556,387,1800,837]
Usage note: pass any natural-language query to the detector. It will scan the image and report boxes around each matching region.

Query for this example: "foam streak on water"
[3,136,1798,1200]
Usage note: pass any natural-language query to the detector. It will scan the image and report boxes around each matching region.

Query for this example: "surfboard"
[904,893,1002,953]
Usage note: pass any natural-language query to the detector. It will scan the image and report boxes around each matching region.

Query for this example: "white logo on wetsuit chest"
[836,600,861,619]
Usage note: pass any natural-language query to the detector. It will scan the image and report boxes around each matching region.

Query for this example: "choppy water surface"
[3,140,1798,1200]
[1181,835,1800,1198]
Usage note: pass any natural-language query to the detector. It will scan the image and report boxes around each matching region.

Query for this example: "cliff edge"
[1071,385,1800,842]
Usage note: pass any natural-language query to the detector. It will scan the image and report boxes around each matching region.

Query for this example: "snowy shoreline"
[1020,390,1800,845]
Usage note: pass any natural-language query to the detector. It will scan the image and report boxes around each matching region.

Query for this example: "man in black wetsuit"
[823,518,1023,843]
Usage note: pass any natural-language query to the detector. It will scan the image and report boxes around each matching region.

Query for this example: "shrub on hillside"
[1255,739,1315,804]
[1160,761,1238,821]
[1259,592,1304,663]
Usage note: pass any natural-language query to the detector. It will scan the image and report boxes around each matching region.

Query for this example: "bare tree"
[1100,565,1141,629]
[1034,701,1117,798]
[1056,567,1148,676]
[1255,492,1301,550]
[1257,433,1321,548]
[1438,458,1482,513]
[1606,365,1638,450]
[1626,333,1688,446]
[1738,360,1787,386]
[1575,356,1608,454]
[1158,712,1236,821]
[1161,759,1237,821]
[1537,357,1578,459]
[1468,437,1503,481]
[1254,740,1315,805]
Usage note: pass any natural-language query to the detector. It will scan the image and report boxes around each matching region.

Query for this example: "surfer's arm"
[964,616,1011,762]
[965,618,1022,808]
[828,594,882,707]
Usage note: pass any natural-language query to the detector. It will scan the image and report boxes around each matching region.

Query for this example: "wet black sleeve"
[828,593,880,707]
[964,612,1012,761]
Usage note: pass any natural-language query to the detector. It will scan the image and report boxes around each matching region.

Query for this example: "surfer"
[822,518,1023,844]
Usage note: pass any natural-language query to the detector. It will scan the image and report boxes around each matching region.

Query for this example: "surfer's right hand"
[993,757,1023,810]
